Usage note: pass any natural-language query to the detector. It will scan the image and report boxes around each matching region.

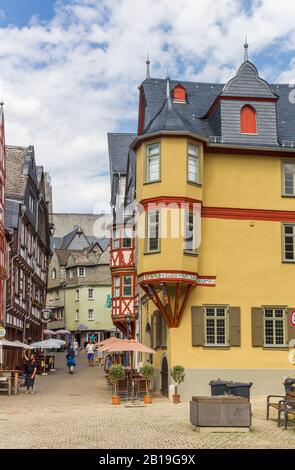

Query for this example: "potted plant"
[170,365,185,404]
[108,365,125,405]
[139,363,154,404]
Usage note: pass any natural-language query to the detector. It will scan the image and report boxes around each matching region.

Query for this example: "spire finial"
[244,36,249,61]
[166,73,172,109]
[146,52,150,79]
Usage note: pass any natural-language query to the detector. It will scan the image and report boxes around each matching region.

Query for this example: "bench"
[267,390,295,428]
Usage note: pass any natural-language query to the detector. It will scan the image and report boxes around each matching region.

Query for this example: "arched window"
[240,105,257,134]
[52,268,56,280]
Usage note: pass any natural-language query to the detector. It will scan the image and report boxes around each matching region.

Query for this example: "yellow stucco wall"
[136,137,295,372]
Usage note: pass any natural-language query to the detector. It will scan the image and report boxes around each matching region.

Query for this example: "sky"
[1,0,295,213]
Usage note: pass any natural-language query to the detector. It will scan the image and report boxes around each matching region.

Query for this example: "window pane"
[284,163,295,195]
[123,276,132,296]
[184,211,196,252]
[147,212,159,251]
[148,155,159,181]
[206,319,215,344]
[147,143,160,156]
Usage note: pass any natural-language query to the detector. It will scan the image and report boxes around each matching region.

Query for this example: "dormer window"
[173,84,186,103]
[240,105,257,134]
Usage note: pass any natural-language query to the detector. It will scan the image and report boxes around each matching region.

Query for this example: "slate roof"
[108,133,136,176]
[140,63,295,144]
[5,146,28,199]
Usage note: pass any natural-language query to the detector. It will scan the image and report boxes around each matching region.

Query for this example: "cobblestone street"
[0,353,294,449]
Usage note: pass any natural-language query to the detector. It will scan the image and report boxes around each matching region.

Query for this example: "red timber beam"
[141,281,195,328]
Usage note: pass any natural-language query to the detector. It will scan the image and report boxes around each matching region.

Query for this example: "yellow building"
[108,50,295,399]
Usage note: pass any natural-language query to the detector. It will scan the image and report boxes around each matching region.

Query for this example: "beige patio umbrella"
[95,337,121,349]
[102,339,155,354]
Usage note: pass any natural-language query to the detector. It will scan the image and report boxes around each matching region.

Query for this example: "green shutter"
[229,307,241,346]
[252,307,264,347]
[192,306,204,346]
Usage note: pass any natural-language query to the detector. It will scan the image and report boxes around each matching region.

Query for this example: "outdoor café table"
[2,370,20,395]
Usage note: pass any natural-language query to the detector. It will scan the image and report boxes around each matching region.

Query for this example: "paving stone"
[0,353,294,449]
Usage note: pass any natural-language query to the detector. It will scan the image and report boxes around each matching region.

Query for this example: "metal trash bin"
[284,377,295,392]
[227,382,253,400]
[209,379,231,396]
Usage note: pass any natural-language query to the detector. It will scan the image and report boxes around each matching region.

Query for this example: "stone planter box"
[190,396,251,428]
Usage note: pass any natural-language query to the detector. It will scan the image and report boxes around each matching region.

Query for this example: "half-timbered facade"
[5,145,51,343]
[108,134,138,338]
[0,104,7,324]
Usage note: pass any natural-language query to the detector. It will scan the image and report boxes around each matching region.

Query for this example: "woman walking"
[86,340,95,367]
[66,343,76,374]
[25,355,37,394]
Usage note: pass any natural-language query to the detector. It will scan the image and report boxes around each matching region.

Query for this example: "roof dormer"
[173,83,186,103]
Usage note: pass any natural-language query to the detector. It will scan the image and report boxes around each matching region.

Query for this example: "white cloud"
[1,0,295,212]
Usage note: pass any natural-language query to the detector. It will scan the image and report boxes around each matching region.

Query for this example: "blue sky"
[0,0,55,26]
[0,0,295,213]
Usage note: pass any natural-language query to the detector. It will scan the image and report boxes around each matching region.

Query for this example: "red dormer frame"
[173,84,186,103]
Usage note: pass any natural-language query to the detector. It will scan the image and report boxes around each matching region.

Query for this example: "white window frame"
[69,269,73,279]
[78,267,85,277]
[187,144,200,184]
[113,276,120,298]
[146,142,160,183]
[75,289,80,301]
[282,223,295,262]
[122,227,132,248]
[146,210,160,253]
[122,275,133,297]
[204,306,228,347]
[75,309,79,322]
[263,307,286,347]
[282,161,295,196]
[113,228,120,249]
[184,210,198,254]
[88,309,94,321]
[88,288,94,300]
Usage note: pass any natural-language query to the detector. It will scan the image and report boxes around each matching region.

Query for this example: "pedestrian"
[25,354,37,394]
[86,340,95,367]
[66,343,76,374]
[73,339,79,356]
[96,348,104,367]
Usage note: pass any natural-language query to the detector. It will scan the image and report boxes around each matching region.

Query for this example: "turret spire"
[166,73,172,108]
[146,53,150,79]
[244,36,249,61]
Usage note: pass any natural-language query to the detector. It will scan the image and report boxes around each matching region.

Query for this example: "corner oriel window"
[240,105,257,134]
[283,162,295,196]
[187,144,200,183]
[146,210,160,252]
[146,143,160,182]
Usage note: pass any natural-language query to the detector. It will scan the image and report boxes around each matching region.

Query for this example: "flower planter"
[144,395,152,404]
[190,396,251,428]
[173,393,181,404]
[112,396,120,405]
